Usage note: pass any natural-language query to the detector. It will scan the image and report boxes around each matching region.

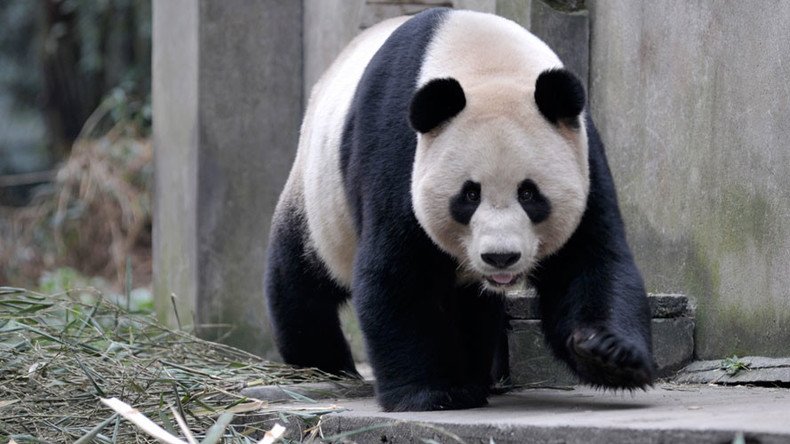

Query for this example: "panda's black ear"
[409,78,466,133]
[534,68,586,127]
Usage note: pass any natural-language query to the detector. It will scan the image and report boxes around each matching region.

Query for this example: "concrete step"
[506,292,694,386]
[316,384,790,444]
[675,356,790,386]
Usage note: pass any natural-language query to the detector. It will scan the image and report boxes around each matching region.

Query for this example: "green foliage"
[0,0,152,165]
[721,355,751,376]
[37,266,154,314]
[93,85,153,139]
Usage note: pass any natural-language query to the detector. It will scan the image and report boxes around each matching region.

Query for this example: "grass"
[721,355,751,377]
[0,286,347,443]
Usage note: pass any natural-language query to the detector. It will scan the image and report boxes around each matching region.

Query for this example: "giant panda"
[265,8,654,412]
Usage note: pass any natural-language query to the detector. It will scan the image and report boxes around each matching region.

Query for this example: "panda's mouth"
[484,273,522,288]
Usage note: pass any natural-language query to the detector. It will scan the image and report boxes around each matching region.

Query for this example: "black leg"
[265,204,358,377]
[353,228,489,412]
[530,116,654,389]
[456,285,507,389]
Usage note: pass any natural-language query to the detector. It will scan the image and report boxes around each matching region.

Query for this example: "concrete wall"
[154,0,790,360]
[588,0,790,358]
[304,0,496,97]
[153,1,302,357]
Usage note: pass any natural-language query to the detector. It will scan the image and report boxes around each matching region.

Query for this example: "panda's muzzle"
[481,252,521,268]
[480,252,523,287]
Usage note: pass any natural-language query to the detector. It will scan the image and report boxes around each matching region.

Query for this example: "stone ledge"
[648,293,693,318]
[509,316,694,385]
[675,357,790,386]
[652,317,695,376]
[317,385,790,444]
[507,292,691,320]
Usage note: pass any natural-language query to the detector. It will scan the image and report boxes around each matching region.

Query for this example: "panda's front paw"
[377,384,489,412]
[569,326,655,390]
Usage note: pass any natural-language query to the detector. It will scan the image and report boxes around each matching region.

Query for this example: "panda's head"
[409,69,590,293]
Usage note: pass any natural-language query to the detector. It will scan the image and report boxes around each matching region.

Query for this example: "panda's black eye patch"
[518,188,533,203]
[450,181,481,225]
[518,179,551,223]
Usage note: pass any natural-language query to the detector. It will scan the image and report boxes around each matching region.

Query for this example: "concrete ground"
[316,384,790,443]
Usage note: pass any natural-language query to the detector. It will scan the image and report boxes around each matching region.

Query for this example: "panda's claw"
[569,326,655,390]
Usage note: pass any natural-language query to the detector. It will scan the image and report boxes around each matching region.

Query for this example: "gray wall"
[152,0,199,333]
[153,1,302,357]
[588,0,790,358]
[154,0,790,360]
[304,1,497,96]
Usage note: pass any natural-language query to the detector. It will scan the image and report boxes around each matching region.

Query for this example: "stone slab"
[507,293,691,320]
[504,288,539,319]
[315,385,790,443]
[509,317,695,385]
[675,356,790,386]
[508,320,577,387]
[648,294,691,318]
[652,317,695,377]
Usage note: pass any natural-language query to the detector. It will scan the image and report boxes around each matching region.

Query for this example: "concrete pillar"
[153,1,302,357]
[303,0,366,101]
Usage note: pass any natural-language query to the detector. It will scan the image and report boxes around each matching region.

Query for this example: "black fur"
[341,8,496,411]
[517,179,551,223]
[340,8,448,234]
[534,68,586,127]
[409,78,467,133]
[449,180,481,225]
[264,202,359,378]
[266,8,653,412]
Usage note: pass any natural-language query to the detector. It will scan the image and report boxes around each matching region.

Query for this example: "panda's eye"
[517,179,551,224]
[518,188,533,203]
[465,189,480,203]
[450,181,481,225]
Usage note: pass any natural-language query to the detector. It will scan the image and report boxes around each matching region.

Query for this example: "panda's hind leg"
[265,203,358,378]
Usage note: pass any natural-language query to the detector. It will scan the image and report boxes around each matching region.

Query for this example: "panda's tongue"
[491,273,515,285]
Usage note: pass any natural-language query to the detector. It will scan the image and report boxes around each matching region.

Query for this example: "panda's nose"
[481,252,521,269]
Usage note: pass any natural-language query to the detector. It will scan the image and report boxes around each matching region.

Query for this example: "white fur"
[411,11,590,292]
[284,16,409,288]
[282,10,590,292]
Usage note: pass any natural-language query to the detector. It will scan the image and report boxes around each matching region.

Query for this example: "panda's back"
[296,15,413,287]
[295,10,444,287]
[293,8,563,288]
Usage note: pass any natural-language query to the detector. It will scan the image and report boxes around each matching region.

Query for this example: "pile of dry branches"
[0,103,152,289]
[0,287,344,443]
